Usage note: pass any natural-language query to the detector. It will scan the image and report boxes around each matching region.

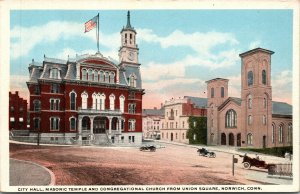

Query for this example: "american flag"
[84,15,98,33]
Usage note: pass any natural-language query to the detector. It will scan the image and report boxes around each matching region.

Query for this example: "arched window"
[221,87,224,98]
[262,115,266,125]
[109,94,115,110]
[105,72,109,83]
[262,70,266,85]
[129,75,136,87]
[94,70,98,82]
[50,117,60,131]
[92,93,97,110]
[33,100,41,112]
[279,125,283,143]
[248,71,253,86]
[33,117,40,130]
[82,69,87,81]
[110,72,115,83]
[272,124,275,143]
[50,68,59,79]
[70,91,76,110]
[263,97,267,109]
[247,133,253,145]
[119,95,125,113]
[248,95,252,109]
[248,115,252,125]
[99,71,104,82]
[288,124,292,143]
[81,92,88,109]
[88,69,93,81]
[225,109,237,128]
[211,88,214,98]
[182,133,185,140]
[100,94,106,110]
[70,117,76,131]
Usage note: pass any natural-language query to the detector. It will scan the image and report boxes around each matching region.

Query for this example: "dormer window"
[88,69,93,81]
[50,68,60,79]
[129,75,136,87]
[82,69,87,81]
[110,72,115,84]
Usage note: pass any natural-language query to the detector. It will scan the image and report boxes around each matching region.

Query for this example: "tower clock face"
[128,51,135,61]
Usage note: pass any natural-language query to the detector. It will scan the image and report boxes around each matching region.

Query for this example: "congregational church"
[26,11,144,145]
[206,48,292,148]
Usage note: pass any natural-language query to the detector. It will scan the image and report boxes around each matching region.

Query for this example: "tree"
[186,116,207,144]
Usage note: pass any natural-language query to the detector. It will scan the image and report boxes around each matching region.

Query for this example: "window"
[279,125,283,143]
[176,122,178,128]
[225,109,237,128]
[50,99,60,111]
[121,120,124,131]
[263,97,267,109]
[50,68,59,79]
[100,94,105,110]
[10,106,14,112]
[110,72,115,83]
[82,69,87,80]
[70,92,76,110]
[211,88,214,98]
[34,85,40,95]
[193,121,196,127]
[182,121,185,128]
[248,95,252,109]
[129,91,135,99]
[33,100,41,112]
[94,70,98,82]
[109,94,115,110]
[128,119,136,131]
[33,118,40,130]
[70,117,76,131]
[247,133,253,145]
[50,117,60,131]
[248,71,253,86]
[105,72,109,83]
[119,95,125,113]
[88,69,93,81]
[99,71,104,82]
[287,124,292,143]
[182,133,184,140]
[51,84,60,93]
[272,124,275,143]
[262,115,266,125]
[129,75,136,87]
[221,87,225,98]
[248,115,252,125]
[19,118,24,122]
[81,92,88,109]
[19,107,24,112]
[10,117,15,122]
[262,70,266,85]
[128,103,136,114]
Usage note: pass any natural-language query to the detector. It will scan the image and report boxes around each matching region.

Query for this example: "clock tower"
[119,11,139,64]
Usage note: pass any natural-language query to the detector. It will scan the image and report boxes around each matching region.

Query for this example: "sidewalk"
[10,158,55,186]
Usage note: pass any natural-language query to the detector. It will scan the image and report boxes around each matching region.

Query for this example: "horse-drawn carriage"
[197,148,216,158]
[140,145,157,152]
[239,154,275,169]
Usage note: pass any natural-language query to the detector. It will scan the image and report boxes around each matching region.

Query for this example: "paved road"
[10,158,54,186]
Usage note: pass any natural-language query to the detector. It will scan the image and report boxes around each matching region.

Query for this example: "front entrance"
[229,133,234,146]
[93,117,106,133]
[221,133,226,145]
[263,135,266,148]
[171,133,173,141]
[237,133,241,147]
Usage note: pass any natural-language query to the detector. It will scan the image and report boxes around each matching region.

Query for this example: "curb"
[10,158,56,186]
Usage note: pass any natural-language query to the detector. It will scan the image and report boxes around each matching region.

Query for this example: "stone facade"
[207,48,292,148]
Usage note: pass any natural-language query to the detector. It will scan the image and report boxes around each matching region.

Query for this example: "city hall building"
[26,12,144,145]
[206,48,292,148]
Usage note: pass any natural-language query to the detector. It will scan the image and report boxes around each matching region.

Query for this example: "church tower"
[119,11,139,64]
[206,78,229,145]
[240,48,274,148]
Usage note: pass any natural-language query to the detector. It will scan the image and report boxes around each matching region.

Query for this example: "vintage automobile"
[197,148,216,158]
[239,154,275,169]
[139,145,157,152]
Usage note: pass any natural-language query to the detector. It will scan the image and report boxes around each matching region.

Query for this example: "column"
[77,116,82,145]
[108,116,112,140]
[90,117,94,135]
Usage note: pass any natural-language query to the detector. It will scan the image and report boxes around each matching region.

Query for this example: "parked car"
[239,154,275,169]
[140,145,156,152]
[197,148,216,158]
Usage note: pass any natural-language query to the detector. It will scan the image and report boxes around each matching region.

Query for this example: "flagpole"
[97,13,99,53]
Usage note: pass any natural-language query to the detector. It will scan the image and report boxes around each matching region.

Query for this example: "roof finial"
[126,10,132,28]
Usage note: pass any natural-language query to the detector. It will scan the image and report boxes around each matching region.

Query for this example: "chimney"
[16,91,19,96]
[154,107,157,110]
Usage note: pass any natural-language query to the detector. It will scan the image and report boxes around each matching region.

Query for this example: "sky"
[10,10,293,108]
